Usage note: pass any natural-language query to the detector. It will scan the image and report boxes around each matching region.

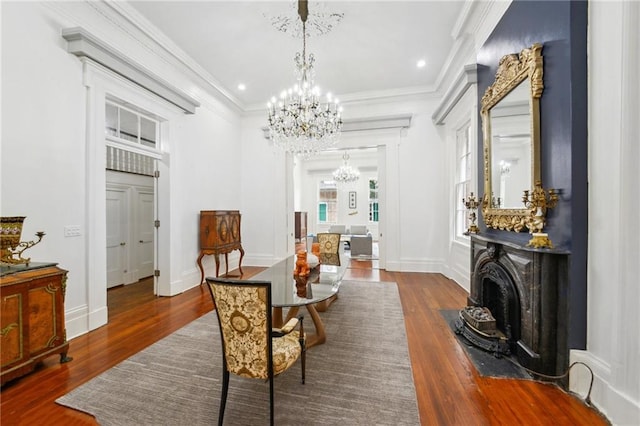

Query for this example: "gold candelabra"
[463,192,480,234]
[522,180,559,248]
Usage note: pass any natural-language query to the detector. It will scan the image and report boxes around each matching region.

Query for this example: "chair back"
[317,232,341,254]
[206,277,273,380]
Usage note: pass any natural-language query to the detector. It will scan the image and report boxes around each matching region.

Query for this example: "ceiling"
[128,1,466,111]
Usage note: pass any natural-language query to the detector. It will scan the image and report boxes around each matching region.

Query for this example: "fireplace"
[466,235,570,377]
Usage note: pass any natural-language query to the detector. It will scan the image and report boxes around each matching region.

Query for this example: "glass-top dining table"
[252,252,348,348]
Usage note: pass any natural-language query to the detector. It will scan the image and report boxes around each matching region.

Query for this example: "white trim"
[432,64,478,125]
[76,59,181,334]
[62,27,200,114]
[105,137,162,160]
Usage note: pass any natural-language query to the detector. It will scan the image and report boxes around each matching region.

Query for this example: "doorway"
[106,171,155,290]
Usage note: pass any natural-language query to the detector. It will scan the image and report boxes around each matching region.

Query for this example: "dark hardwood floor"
[0,259,608,425]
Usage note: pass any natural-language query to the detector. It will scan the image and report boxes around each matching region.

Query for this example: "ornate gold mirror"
[481,43,543,231]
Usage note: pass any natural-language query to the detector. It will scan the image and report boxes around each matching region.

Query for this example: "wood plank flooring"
[0,262,609,425]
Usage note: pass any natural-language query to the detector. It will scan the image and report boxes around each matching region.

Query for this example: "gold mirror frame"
[481,43,543,231]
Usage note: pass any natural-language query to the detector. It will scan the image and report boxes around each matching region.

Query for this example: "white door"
[136,191,154,279]
[106,189,128,288]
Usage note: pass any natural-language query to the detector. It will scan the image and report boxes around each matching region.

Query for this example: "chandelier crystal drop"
[267,0,343,157]
[333,152,360,184]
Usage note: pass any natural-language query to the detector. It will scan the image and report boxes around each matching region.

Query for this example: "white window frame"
[454,122,473,241]
[318,180,338,223]
[105,99,163,159]
[369,178,379,223]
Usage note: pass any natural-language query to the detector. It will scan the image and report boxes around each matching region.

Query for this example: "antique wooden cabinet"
[1,263,72,385]
[197,210,244,284]
[294,211,307,243]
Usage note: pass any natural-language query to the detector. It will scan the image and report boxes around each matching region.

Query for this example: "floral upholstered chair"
[205,277,306,426]
[317,232,341,254]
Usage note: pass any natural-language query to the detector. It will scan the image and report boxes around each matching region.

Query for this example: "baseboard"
[444,265,470,293]
[65,304,108,339]
[243,254,279,267]
[570,350,639,425]
[385,258,446,273]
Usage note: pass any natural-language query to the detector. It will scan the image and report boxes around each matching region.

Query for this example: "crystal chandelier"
[267,0,343,157]
[333,152,360,183]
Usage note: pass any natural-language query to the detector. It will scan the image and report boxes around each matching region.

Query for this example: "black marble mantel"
[469,234,570,377]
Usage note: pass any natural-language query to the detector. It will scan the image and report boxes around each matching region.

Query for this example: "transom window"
[106,101,159,151]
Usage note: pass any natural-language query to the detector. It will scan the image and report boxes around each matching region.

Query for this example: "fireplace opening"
[456,260,521,357]
[481,261,521,351]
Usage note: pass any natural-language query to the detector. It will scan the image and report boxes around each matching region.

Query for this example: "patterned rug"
[57,281,419,425]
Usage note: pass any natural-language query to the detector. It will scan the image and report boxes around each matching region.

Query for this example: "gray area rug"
[57,281,420,425]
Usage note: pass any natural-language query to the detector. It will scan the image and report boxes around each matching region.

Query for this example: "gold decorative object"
[1,216,45,265]
[481,43,544,232]
[522,180,559,248]
[462,192,480,234]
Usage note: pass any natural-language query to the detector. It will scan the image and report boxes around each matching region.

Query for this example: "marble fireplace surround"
[469,235,570,377]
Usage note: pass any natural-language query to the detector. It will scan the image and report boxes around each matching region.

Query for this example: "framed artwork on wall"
[349,191,357,209]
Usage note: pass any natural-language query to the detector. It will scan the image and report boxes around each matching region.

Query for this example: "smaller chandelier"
[333,152,360,183]
[267,0,343,157]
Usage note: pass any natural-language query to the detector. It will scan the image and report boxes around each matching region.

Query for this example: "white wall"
[569,2,640,424]
[296,148,378,237]
[1,2,242,337]
[240,95,450,273]
[1,1,89,330]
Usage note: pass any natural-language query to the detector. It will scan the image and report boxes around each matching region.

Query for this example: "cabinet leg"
[214,254,221,277]
[238,247,245,276]
[60,352,73,363]
[197,251,206,285]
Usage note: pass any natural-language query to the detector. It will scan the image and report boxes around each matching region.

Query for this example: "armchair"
[205,277,306,426]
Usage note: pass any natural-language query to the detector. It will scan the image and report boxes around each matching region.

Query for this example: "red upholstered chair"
[206,277,306,426]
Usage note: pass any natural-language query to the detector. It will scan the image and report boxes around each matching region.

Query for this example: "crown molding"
[62,27,200,114]
[246,85,437,113]
[432,64,478,125]
[100,1,244,110]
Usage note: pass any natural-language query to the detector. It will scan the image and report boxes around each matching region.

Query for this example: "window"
[105,101,160,175]
[455,124,472,237]
[106,101,159,149]
[369,179,379,222]
[318,180,337,223]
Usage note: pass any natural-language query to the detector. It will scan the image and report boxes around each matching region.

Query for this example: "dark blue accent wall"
[476,0,588,350]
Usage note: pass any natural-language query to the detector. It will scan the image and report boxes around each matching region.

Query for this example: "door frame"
[83,59,179,331]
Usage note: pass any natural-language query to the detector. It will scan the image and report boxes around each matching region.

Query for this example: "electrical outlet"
[64,225,81,237]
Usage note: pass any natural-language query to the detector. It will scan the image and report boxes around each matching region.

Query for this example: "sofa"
[327,225,371,250]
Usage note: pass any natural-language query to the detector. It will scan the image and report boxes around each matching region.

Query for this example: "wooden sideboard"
[1,263,72,385]
[197,210,244,284]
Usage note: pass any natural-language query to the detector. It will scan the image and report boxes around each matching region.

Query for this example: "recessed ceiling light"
[237,83,246,91]
[416,59,426,68]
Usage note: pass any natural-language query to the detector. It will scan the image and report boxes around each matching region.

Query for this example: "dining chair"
[205,277,306,426]
[317,232,341,254]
